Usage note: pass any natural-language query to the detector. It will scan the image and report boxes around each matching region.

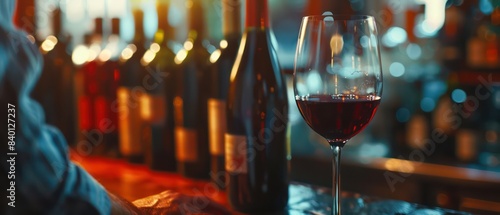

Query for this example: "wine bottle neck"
[133,10,146,46]
[92,18,103,45]
[187,0,205,40]
[111,18,120,36]
[157,3,175,41]
[222,0,241,36]
[245,0,269,30]
[52,8,62,37]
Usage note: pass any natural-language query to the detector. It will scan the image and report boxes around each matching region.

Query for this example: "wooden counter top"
[71,153,471,214]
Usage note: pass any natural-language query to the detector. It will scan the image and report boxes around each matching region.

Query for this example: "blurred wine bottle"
[75,18,108,155]
[207,0,242,189]
[439,0,467,70]
[433,74,460,161]
[479,85,500,168]
[92,18,122,157]
[141,0,177,172]
[225,0,289,212]
[33,7,76,145]
[467,5,500,69]
[118,10,148,163]
[90,18,111,156]
[173,0,211,179]
[405,82,432,154]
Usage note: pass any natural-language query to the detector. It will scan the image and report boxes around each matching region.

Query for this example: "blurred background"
[13,0,500,213]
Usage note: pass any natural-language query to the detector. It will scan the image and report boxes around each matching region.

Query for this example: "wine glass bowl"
[293,15,383,214]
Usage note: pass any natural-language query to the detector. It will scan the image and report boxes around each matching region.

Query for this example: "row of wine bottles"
[33,0,289,212]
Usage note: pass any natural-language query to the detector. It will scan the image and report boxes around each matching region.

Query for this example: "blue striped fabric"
[1,0,111,214]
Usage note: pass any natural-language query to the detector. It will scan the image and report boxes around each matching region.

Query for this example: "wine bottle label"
[208,99,226,156]
[117,87,143,156]
[140,94,166,125]
[225,133,247,174]
[175,127,198,162]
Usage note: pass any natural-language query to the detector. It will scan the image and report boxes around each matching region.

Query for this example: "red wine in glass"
[296,95,380,146]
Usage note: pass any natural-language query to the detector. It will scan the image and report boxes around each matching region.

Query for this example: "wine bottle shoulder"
[227,29,288,133]
[230,29,286,94]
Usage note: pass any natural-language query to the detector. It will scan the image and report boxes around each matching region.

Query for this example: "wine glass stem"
[331,145,342,215]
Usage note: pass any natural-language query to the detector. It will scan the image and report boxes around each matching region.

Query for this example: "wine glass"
[293,15,383,214]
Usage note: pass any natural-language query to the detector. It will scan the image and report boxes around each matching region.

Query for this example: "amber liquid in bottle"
[225,0,289,212]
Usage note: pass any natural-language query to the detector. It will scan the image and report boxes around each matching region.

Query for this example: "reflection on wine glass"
[293,15,383,215]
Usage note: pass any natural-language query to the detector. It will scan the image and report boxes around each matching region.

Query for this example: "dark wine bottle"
[85,17,110,156]
[33,7,76,145]
[225,0,289,212]
[117,10,148,163]
[141,1,177,171]
[208,0,242,189]
[174,0,211,179]
[93,18,121,157]
[75,33,97,153]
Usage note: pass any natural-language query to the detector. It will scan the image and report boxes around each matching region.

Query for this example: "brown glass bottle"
[174,0,211,179]
[93,18,121,157]
[208,0,242,189]
[141,1,177,172]
[33,8,76,145]
[225,0,289,212]
[118,10,148,163]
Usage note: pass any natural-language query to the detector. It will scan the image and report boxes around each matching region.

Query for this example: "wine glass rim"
[302,14,374,21]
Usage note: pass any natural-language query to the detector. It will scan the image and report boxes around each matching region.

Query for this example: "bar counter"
[72,153,472,214]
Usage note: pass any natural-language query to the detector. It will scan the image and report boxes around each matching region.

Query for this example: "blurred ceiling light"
[416,0,446,36]
[120,45,136,62]
[451,89,467,103]
[220,40,228,49]
[141,50,156,66]
[72,45,90,66]
[209,49,222,64]
[389,62,405,77]
[88,44,101,62]
[174,49,188,65]
[360,35,370,48]
[98,49,112,62]
[406,43,422,60]
[306,71,322,94]
[330,34,344,55]
[40,35,58,53]
[382,27,407,47]
[479,0,494,15]
[420,97,436,112]
[150,43,161,53]
[183,40,193,51]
